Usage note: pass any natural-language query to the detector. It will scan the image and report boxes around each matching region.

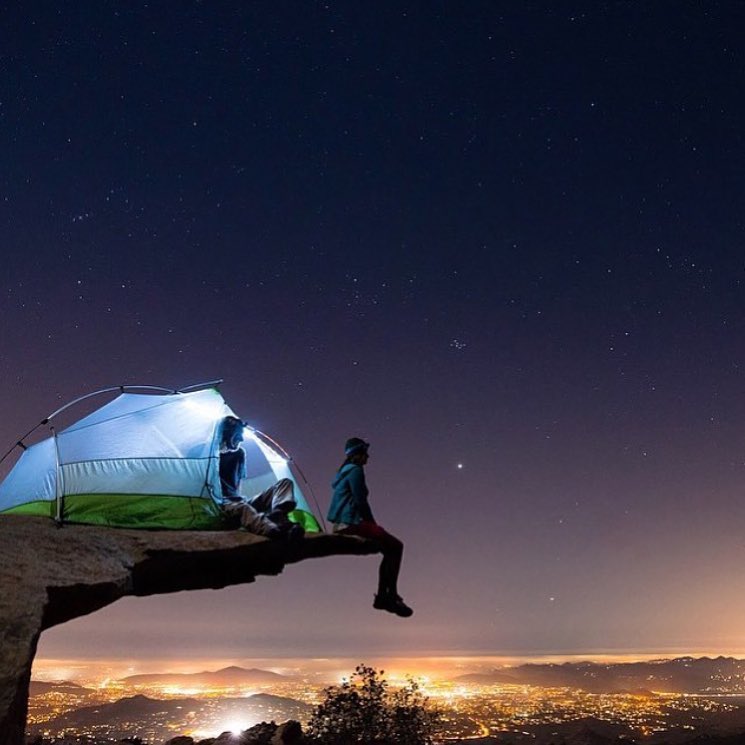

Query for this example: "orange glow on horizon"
[31,648,745,686]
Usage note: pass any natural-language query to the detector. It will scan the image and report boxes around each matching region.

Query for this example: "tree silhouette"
[307,664,439,744]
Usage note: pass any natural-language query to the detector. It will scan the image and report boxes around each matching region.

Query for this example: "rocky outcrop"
[193,719,304,744]
[0,515,377,745]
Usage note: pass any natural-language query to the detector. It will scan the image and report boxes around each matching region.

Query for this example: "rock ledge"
[0,515,377,745]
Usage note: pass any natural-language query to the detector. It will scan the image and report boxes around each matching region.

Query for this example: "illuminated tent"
[0,385,321,532]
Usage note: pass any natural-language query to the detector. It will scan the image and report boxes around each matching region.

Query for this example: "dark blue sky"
[3,2,745,661]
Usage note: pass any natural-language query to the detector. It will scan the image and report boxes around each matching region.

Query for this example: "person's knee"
[240,504,265,532]
[382,535,403,558]
[383,531,403,551]
[274,478,296,510]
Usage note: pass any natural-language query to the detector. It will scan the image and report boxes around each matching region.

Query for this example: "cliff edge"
[0,515,377,745]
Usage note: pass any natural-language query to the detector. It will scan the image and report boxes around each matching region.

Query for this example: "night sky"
[4,2,745,663]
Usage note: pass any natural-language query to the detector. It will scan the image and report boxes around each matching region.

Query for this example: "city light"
[26,656,745,742]
[224,717,255,735]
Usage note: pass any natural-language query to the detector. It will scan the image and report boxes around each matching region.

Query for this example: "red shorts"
[338,521,403,552]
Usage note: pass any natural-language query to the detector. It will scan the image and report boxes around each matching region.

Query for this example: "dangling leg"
[377,533,403,597]
[339,522,412,617]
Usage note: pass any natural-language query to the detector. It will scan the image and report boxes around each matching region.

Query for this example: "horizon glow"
[31,650,745,686]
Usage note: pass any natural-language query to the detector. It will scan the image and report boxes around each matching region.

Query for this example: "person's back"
[329,461,374,526]
[327,437,412,618]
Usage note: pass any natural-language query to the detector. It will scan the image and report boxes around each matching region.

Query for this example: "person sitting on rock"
[218,416,303,540]
[328,437,412,617]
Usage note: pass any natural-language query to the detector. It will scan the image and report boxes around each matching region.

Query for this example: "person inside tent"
[218,416,304,540]
[328,437,413,618]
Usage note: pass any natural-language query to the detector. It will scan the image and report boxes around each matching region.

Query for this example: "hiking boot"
[373,593,413,618]
[285,523,305,542]
[264,523,283,539]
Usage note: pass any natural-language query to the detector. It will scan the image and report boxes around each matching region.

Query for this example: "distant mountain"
[62,693,202,721]
[121,665,287,686]
[29,680,93,696]
[455,656,745,694]
[455,671,520,685]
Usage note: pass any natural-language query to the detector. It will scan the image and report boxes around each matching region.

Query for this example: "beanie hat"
[344,437,370,456]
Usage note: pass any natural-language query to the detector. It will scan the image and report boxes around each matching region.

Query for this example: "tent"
[0,385,321,532]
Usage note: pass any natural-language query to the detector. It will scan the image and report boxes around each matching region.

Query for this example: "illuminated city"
[26,656,745,743]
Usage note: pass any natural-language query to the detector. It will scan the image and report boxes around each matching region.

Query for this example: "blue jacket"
[327,463,375,525]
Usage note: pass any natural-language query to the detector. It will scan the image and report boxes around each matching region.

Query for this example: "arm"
[348,466,375,523]
[238,446,247,481]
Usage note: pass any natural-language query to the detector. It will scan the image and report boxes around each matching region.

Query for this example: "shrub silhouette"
[307,664,439,744]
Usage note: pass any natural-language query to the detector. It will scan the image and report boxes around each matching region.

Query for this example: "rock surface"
[0,515,377,745]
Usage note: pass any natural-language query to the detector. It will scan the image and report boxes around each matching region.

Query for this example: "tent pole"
[45,385,176,422]
[251,428,327,532]
[1,383,225,465]
[178,379,223,393]
[199,418,222,507]
[51,427,64,526]
[0,423,43,467]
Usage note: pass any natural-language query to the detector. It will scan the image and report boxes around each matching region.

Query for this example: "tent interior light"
[181,395,227,422]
